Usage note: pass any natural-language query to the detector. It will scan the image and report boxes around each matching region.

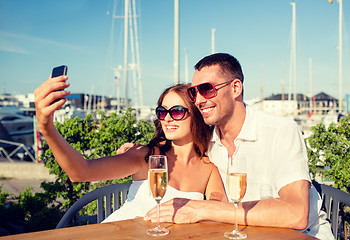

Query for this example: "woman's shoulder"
[200,156,218,171]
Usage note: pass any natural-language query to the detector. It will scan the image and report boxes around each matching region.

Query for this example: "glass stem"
[156,201,160,229]
[234,202,238,233]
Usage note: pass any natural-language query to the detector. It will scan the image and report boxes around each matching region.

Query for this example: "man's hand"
[144,198,204,224]
[116,142,137,155]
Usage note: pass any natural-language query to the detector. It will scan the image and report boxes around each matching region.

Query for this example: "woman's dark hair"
[145,84,212,161]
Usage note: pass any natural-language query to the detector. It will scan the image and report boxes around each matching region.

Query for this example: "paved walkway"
[0,157,55,195]
[0,179,45,195]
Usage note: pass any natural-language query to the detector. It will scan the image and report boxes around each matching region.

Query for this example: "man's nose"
[195,91,207,105]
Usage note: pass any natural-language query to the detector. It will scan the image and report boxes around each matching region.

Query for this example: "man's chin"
[203,115,216,126]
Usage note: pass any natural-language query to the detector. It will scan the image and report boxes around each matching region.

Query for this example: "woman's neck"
[168,141,197,165]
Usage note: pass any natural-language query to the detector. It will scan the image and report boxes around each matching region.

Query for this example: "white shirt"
[207,105,334,240]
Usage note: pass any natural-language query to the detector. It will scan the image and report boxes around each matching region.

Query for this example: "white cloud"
[0,41,31,54]
[0,30,83,54]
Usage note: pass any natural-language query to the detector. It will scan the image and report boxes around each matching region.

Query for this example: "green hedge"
[306,114,350,194]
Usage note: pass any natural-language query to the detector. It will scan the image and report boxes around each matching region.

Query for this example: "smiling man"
[145,53,334,240]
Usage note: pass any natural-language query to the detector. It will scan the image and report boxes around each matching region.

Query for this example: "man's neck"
[217,103,246,156]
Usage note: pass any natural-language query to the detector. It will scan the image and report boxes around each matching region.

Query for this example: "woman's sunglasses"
[156,105,188,121]
[186,79,235,102]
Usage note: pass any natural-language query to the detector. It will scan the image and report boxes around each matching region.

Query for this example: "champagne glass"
[147,155,169,236]
[224,160,247,239]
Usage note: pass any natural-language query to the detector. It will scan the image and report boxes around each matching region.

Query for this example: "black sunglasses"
[186,79,235,102]
[156,105,189,121]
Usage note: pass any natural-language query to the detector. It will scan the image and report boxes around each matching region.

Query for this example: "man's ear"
[231,78,243,99]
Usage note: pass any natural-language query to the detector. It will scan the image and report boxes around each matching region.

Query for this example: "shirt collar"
[236,105,257,141]
[210,105,257,144]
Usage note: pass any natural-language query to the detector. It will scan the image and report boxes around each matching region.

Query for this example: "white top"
[207,105,334,240]
[102,180,204,223]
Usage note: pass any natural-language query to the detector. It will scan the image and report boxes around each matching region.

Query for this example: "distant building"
[0,94,20,107]
[312,92,339,115]
[67,93,132,111]
[248,92,339,116]
[346,94,350,113]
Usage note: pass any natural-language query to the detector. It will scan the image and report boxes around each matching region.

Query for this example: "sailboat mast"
[123,0,129,108]
[338,0,343,112]
[309,58,314,114]
[288,1,296,102]
[291,1,296,102]
[132,0,143,107]
[211,28,216,54]
[185,49,189,83]
[260,64,264,111]
[174,0,179,84]
[128,3,138,117]
[281,62,285,115]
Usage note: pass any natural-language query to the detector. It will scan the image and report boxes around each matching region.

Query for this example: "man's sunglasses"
[156,105,189,121]
[186,79,235,102]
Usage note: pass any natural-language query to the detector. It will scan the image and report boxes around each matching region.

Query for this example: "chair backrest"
[56,182,131,229]
[313,182,350,239]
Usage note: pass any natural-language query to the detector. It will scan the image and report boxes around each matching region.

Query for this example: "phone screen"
[52,65,68,78]
[51,65,68,104]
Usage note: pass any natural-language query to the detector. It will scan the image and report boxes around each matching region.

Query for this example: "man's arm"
[144,179,309,230]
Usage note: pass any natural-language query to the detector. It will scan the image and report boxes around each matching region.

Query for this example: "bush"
[306,114,350,194]
[0,186,62,236]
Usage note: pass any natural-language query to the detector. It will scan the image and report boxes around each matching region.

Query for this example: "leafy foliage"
[0,108,154,235]
[0,186,62,236]
[306,114,350,194]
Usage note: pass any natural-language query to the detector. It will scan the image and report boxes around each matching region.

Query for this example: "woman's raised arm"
[34,76,147,182]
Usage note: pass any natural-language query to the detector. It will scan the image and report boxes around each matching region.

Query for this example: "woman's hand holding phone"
[51,65,68,104]
[34,65,70,135]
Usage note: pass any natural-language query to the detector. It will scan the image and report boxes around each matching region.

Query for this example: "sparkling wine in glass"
[224,172,247,239]
[147,155,169,236]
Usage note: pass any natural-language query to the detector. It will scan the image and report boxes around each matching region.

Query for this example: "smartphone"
[51,65,68,104]
[52,65,68,78]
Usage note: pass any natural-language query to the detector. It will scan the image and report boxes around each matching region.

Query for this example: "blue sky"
[0,0,349,107]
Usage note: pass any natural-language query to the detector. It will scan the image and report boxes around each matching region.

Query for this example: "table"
[0,217,318,240]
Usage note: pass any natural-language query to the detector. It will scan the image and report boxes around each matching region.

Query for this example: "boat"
[0,106,34,146]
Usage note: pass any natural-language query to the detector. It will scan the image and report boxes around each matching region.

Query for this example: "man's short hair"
[194,53,244,84]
